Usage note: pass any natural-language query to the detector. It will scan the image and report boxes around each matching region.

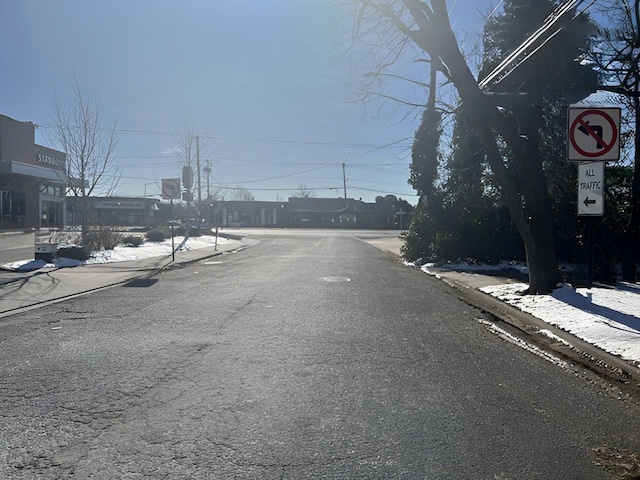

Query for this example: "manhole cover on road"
[321,276,351,283]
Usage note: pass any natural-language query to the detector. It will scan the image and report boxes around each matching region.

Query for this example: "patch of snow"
[2,235,230,271]
[481,282,640,364]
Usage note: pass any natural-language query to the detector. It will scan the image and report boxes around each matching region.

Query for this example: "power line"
[37,122,409,150]
[350,185,419,197]
[479,0,590,90]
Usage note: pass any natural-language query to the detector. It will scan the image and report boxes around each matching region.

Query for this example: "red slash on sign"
[568,108,620,161]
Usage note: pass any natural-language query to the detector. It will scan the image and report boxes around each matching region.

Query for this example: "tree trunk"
[622,92,640,282]
[418,5,561,293]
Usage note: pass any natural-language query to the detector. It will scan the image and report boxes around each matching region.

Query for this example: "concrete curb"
[441,274,640,388]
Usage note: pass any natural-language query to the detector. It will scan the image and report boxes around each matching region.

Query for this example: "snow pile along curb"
[481,283,640,365]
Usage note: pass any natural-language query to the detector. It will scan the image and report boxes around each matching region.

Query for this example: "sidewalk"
[0,237,245,317]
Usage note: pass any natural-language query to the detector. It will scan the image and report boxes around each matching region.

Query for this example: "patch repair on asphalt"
[122,278,159,288]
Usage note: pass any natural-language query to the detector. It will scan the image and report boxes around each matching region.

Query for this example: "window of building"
[0,190,26,228]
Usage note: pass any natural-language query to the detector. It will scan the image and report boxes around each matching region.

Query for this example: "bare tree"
[343,0,585,293]
[167,116,197,193]
[167,117,214,224]
[292,184,316,198]
[228,187,256,201]
[50,78,120,243]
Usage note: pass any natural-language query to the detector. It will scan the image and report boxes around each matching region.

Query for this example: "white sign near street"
[577,162,604,216]
[568,107,621,162]
[162,178,181,200]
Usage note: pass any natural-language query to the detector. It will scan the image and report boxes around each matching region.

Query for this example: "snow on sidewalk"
[2,235,231,272]
[414,261,640,365]
[481,282,640,365]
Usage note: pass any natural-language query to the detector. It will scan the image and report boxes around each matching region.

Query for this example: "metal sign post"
[162,178,181,263]
[577,162,605,288]
[170,199,175,262]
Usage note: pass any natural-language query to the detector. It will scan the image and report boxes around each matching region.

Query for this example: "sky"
[0,0,494,204]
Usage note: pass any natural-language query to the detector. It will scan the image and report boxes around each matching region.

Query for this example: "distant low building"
[213,201,284,227]
[202,197,411,229]
[65,196,160,227]
[0,114,67,229]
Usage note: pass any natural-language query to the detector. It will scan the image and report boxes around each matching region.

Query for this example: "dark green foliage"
[405,0,598,268]
[146,228,168,242]
[56,245,90,261]
[482,0,598,102]
[122,235,144,247]
[403,107,524,264]
[482,1,598,267]
[409,106,442,197]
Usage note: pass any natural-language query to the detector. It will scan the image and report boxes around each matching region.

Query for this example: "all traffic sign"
[568,107,621,162]
[577,162,604,216]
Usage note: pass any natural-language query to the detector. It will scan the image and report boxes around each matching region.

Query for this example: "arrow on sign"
[583,197,596,207]
[577,121,605,149]
[166,183,178,196]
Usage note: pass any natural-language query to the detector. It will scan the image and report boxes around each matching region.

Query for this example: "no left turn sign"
[567,107,621,162]
[162,178,181,200]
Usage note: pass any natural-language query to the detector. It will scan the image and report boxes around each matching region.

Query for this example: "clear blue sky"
[1,0,491,203]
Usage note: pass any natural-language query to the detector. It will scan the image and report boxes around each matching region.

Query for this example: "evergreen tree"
[480,0,599,270]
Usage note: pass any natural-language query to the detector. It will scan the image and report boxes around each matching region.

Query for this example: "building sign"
[568,107,621,162]
[37,154,66,170]
[94,201,145,210]
[578,162,605,216]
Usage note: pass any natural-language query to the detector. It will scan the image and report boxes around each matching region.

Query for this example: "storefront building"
[65,196,160,227]
[0,114,67,229]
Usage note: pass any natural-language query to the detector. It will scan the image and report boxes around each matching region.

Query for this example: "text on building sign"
[37,154,66,170]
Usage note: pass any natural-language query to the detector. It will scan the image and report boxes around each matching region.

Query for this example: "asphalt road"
[2,230,640,479]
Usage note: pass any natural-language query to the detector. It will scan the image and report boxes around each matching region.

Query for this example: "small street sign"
[568,107,621,162]
[577,162,604,216]
[162,178,181,200]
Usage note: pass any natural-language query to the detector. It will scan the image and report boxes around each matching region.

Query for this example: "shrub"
[56,245,90,261]
[84,227,123,252]
[176,226,201,237]
[122,235,144,247]
[146,228,167,242]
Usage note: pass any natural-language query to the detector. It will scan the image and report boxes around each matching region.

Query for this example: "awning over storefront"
[8,161,68,185]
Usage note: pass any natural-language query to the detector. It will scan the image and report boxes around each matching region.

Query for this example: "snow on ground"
[482,282,640,365]
[2,235,231,272]
[415,261,640,366]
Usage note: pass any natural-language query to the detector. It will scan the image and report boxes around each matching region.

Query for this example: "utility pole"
[342,162,347,199]
[196,135,202,209]
[204,159,211,200]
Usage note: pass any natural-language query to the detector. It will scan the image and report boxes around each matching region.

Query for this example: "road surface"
[1,229,639,479]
